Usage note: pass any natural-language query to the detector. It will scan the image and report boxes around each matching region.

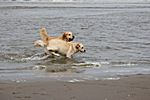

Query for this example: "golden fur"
[39,27,75,45]
[34,39,86,58]
[46,39,86,58]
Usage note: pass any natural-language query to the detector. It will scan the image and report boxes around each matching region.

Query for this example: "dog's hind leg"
[51,52,60,57]
[48,50,60,56]
[47,47,60,56]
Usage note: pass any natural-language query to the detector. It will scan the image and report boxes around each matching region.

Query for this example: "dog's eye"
[81,47,84,49]
[68,34,71,36]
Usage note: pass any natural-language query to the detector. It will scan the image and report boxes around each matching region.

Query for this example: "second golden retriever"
[34,39,86,58]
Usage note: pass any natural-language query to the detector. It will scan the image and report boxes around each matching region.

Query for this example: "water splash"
[72,62,101,67]
[21,54,50,61]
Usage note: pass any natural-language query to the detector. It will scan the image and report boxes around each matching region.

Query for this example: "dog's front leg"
[66,54,71,58]
[66,46,73,58]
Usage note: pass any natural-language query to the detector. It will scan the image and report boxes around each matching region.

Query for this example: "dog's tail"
[39,27,49,45]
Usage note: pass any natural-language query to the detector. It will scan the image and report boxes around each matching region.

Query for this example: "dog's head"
[75,43,86,53]
[62,32,75,42]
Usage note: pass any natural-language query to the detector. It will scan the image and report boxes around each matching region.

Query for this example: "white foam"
[21,55,49,61]
[68,79,84,82]
[100,61,110,65]
[103,77,120,80]
[73,62,101,68]
[12,79,27,83]
[32,65,47,70]
[112,63,137,67]
[72,61,110,68]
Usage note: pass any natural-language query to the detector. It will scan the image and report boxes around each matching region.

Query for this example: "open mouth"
[69,36,75,41]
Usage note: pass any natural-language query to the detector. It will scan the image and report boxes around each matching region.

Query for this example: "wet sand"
[0,75,150,100]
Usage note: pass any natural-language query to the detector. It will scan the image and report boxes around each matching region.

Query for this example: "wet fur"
[46,39,86,58]
[39,27,74,46]
[34,39,86,58]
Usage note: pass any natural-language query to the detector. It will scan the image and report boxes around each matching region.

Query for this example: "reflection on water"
[0,2,150,82]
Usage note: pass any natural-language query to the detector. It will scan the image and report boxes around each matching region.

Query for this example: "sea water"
[0,1,150,82]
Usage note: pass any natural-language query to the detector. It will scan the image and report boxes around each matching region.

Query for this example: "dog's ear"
[76,44,80,49]
[62,32,66,40]
[45,37,49,43]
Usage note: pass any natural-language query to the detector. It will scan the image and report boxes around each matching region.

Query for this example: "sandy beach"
[0,75,150,100]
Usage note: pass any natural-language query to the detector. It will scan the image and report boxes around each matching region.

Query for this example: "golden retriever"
[34,39,86,58]
[39,27,75,46]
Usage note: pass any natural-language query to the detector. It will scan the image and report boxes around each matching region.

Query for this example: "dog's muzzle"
[80,49,86,53]
[69,36,75,41]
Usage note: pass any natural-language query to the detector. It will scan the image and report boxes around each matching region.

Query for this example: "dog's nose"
[71,36,75,40]
[73,35,75,39]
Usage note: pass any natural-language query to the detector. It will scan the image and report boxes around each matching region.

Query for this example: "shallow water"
[0,2,150,82]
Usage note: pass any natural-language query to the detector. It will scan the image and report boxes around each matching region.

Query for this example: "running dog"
[34,39,86,58]
[39,27,75,46]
